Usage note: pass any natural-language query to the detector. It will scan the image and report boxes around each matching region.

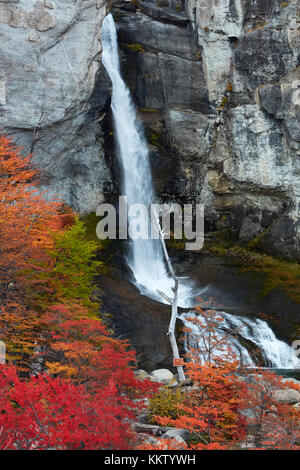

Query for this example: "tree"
[183,301,240,365]
[30,218,102,311]
[153,209,185,382]
[0,364,135,450]
[0,135,62,304]
[243,369,300,449]
[39,303,157,399]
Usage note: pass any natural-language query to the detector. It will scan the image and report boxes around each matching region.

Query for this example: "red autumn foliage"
[242,368,300,449]
[39,303,158,399]
[142,307,300,450]
[0,134,157,449]
[0,364,136,450]
[0,135,64,301]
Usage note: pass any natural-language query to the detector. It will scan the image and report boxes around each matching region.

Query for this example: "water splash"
[221,313,295,368]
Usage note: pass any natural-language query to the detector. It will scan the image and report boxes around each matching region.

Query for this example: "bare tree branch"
[153,208,185,382]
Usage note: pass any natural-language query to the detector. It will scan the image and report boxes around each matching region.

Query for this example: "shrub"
[148,387,184,424]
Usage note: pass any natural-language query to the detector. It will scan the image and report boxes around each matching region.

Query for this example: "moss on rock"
[206,232,300,303]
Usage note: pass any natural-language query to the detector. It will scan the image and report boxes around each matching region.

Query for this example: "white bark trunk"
[154,211,185,382]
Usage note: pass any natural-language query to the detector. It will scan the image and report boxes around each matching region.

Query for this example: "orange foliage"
[0,135,64,299]
[142,306,300,451]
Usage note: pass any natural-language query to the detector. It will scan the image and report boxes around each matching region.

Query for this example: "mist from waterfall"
[101,13,295,369]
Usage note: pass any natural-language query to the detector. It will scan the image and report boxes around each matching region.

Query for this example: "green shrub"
[30,219,103,312]
[148,387,184,424]
[121,43,144,54]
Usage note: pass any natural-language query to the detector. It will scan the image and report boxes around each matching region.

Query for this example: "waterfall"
[101,14,295,369]
[180,311,295,368]
[101,13,193,304]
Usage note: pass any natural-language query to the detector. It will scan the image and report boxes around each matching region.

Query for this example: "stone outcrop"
[0,0,112,213]
[97,262,178,371]
[150,368,175,383]
[113,0,300,260]
[1,0,299,260]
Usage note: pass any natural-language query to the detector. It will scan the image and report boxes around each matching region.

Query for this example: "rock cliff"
[0,0,112,213]
[1,0,299,261]
[113,0,300,260]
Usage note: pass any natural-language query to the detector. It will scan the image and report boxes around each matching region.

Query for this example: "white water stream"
[101,14,295,369]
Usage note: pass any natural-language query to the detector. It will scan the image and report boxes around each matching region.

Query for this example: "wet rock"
[239,216,263,243]
[239,434,256,449]
[137,413,149,424]
[138,0,189,26]
[97,264,177,371]
[281,378,300,387]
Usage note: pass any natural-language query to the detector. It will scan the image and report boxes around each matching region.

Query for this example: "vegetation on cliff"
[206,231,300,304]
[0,135,299,451]
[0,135,156,449]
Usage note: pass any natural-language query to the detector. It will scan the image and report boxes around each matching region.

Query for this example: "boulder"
[161,428,189,441]
[137,413,149,424]
[172,435,187,448]
[134,369,150,380]
[150,369,175,383]
[98,267,175,371]
[273,389,300,405]
[132,422,162,436]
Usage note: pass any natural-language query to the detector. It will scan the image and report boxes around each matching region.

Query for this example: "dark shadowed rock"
[239,216,263,243]
[97,263,182,371]
[138,0,189,26]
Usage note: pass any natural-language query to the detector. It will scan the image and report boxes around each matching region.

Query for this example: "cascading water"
[101,14,295,369]
[222,313,296,368]
[180,311,296,368]
[101,13,193,305]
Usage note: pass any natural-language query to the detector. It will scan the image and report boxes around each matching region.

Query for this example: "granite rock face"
[113,1,214,204]
[113,0,300,260]
[1,0,300,260]
[0,0,112,213]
